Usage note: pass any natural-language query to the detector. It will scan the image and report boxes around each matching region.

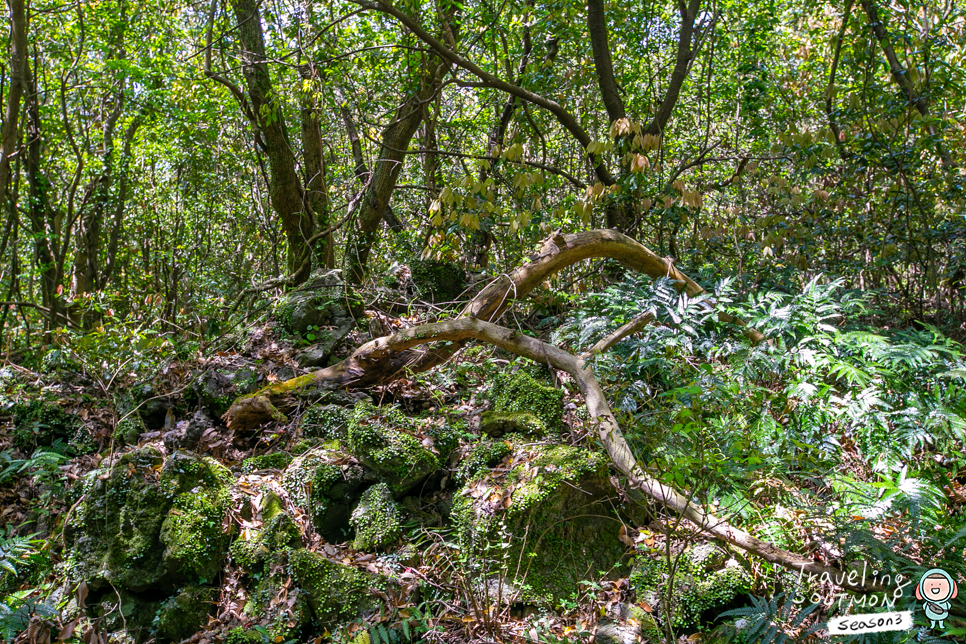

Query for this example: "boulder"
[156,585,216,642]
[631,543,751,630]
[480,411,546,437]
[275,270,361,336]
[289,549,388,625]
[344,401,441,496]
[193,367,261,418]
[490,371,564,433]
[453,441,627,606]
[409,259,465,304]
[295,320,355,368]
[350,483,404,551]
[66,446,233,593]
[300,404,350,441]
[282,449,375,542]
[163,409,214,452]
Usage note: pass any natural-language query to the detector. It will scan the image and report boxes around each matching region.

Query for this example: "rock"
[350,483,404,551]
[275,270,362,335]
[282,449,375,542]
[594,622,640,644]
[295,320,355,368]
[230,509,303,574]
[289,549,388,625]
[66,447,233,593]
[480,411,546,437]
[630,546,752,630]
[163,410,214,452]
[452,441,626,605]
[409,259,465,304]
[300,404,350,441]
[490,371,564,433]
[194,368,261,418]
[156,585,216,642]
[94,589,162,639]
[455,440,512,484]
[345,401,441,496]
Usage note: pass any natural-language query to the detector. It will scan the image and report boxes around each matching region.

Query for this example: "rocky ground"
[0,269,757,644]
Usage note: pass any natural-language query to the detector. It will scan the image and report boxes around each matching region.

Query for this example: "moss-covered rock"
[289,549,387,625]
[282,449,375,542]
[345,401,440,496]
[453,441,627,606]
[350,483,404,551]
[409,259,465,304]
[630,544,752,629]
[242,452,294,473]
[490,372,564,433]
[193,367,262,418]
[66,447,233,593]
[456,439,512,484]
[94,588,162,638]
[301,404,350,440]
[275,270,362,335]
[156,584,216,642]
[480,411,546,438]
[11,398,86,453]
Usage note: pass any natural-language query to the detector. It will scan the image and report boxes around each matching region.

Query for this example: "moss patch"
[631,544,752,629]
[480,411,546,438]
[282,450,374,542]
[289,549,386,625]
[156,585,216,642]
[301,404,350,440]
[453,441,626,606]
[345,401,440,496]
[410,259,465,303]
[490,372,563,433]
[66,447,232,592]
[242,452,294,473]
[350,483,404,551]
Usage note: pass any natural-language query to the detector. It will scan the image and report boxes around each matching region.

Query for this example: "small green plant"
[718,591,822,644]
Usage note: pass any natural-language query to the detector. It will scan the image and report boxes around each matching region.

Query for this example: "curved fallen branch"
[224,229,763,430]
[240,316,892,592]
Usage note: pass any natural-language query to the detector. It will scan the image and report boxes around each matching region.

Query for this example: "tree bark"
[225,229,763,429]
[646,0,702,136]
[230,0,314,283]
[0,0,28,210]
[587,0,625,124]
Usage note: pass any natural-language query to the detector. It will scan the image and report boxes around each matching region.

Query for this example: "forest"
[0,0,964,641]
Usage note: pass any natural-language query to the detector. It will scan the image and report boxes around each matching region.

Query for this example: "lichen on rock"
[452,440,627,606]
[350,483,404,551]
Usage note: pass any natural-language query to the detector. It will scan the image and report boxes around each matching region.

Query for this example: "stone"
[350,483,404,551]
[66,447,233,593]
[289,549,387,625]
[282,449,375,543]
[300,404,350,441]
[480,411,546,438]
[162,409,214,452]
[409,259,465,304]
[490,371,564,432]
[452,440,626,606]
[345,401,440,496]
[194,368,261,418]
[295,320,355,368]
[156,585,216,642]
[275,270,362,335]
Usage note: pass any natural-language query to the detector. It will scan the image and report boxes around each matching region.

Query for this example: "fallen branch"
[224,229,764,430]
[236,316,892,593]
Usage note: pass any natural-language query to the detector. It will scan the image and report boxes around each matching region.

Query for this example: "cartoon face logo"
[915,568,959,630]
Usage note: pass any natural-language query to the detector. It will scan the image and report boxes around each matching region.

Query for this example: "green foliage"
[350,483,404,551]
[241,452,294,473]
[718,592,822,644]
[490,371,564,433]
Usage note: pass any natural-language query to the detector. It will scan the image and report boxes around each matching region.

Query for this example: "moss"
[350,483,404,551]
[456,440,511,484]
[225,627,262,644]
[409,259,465,303]
[453,441,626,606]
[282,450,373,542]
[242,452,294,473]
[630,545,752,629]
[301,404,350,440]
[66,447,232,592]
[480,411,546,438]
[289,548,385,625]
[156,585,216,642]
[230,536,269,572]
[491,372,564,432]
[346,401,440,495]
[12,398,85,452]
[114,414,145,445]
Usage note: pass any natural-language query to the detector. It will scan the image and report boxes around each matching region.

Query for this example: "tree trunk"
[230,0,314,283]
[0,0,28,210]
